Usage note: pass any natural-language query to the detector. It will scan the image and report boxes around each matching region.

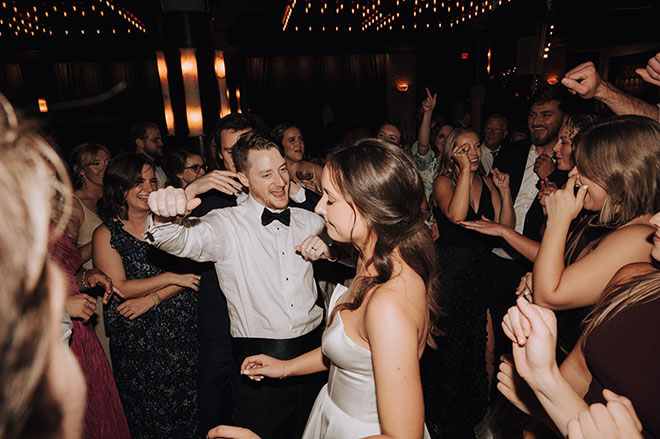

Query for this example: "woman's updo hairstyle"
[326,138,441,345]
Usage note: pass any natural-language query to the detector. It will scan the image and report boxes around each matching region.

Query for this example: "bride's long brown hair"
[326,138,442,347]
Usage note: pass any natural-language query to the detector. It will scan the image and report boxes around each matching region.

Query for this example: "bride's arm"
[241,347,329,381]
[364,287,426,439]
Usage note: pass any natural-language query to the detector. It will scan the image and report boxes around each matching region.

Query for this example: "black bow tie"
[261,208,291,227]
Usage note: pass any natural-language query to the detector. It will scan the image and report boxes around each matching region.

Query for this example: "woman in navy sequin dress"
[93,153,200,438]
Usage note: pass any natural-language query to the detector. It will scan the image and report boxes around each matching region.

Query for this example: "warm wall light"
[179,48,203,135]
[395,80,409,93]
[155,51,175,135]
[38,98,48,113]
[235,87,242,113]
[546,74,559,85]
[214,50,231,118]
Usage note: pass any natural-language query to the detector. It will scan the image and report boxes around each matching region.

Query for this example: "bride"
[233,138,439,439]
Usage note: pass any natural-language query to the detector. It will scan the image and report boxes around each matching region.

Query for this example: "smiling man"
[144,131,327,439]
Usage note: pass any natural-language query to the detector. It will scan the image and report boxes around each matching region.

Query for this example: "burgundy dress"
[49,233,131,439]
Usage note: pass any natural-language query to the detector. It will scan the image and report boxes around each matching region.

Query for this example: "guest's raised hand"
[491,168,511,192]
[459,215,505,237]
[148,186,200,218]
[117,296,153,320]
[533,154,556,179]
[241,354,286,381]
[171,273,201,292]
[207,425,261,439]
[421,87,437,113]
[504,297,558,387]
[635,52,660,87]
[451,142,471,171]
[561,61,601,99]
[567,390,643,439]
[497,354,543,416]
[185,170,242,198]
[296,235,330,261]
[65,293,97,322]
[544,174,587,223]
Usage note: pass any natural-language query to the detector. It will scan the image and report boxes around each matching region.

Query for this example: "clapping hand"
[502,296,558,389]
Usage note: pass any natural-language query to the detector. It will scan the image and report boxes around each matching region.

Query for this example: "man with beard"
[485,86,570,406]
[129,121,168,187]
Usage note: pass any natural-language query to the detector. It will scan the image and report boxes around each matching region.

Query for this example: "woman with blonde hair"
[0,94,86,438]
[424,126,514,437]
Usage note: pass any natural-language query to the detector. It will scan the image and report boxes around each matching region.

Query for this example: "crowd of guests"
[0,51,659,439]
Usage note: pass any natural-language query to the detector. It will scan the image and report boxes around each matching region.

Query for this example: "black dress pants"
[198,337,234,437]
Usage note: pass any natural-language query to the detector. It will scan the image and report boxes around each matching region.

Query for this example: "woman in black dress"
[422,127,514,438]
[93,153,201,438]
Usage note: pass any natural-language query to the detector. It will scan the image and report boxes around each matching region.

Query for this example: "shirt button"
[285,277,289,281]
[282,252,285,255]
[291,304,294,307]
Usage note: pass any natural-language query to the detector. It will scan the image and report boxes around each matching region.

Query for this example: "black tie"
[261,208,291,227]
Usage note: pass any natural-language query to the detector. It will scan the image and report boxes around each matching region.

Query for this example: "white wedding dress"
[302,285,430,439]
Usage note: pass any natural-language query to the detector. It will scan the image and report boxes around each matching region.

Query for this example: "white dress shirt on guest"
[480,144,502,176]
[144,195,325,339]
[492,143,540,260]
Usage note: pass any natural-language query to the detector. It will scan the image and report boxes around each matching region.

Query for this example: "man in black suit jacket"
[488,86,570,383]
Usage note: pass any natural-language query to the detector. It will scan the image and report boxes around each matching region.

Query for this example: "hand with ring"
[296,235,330,261]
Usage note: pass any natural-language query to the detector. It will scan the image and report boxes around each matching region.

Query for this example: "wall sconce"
[155,51,175,135]
[179,48,203,135]
[546,74,559,85]
[214,50,231,118]
[395,80,410,93]
[37,98,48,113]
[235,87,242,113]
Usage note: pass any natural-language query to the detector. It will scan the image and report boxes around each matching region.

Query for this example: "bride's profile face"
[315,165,369,246]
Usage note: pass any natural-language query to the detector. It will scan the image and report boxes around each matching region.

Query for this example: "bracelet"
[81,269,90,289]
[149,292,162,306]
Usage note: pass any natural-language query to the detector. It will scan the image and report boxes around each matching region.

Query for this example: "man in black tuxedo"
[195,114,319,436]
[488,86,570,372]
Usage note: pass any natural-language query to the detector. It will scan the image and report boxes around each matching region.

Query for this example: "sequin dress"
[103,218,199,438]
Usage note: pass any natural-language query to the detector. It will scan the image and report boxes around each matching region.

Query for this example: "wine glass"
[295,170,314,181]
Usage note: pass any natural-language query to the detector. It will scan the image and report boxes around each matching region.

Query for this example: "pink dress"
[49,233,131,439]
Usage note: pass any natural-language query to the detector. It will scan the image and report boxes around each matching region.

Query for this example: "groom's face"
[238,148,290,210]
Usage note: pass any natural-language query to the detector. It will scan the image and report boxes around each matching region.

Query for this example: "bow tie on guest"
[261,207,291,227]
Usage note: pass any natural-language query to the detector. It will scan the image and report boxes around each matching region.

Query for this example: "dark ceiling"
[0,0,657,61]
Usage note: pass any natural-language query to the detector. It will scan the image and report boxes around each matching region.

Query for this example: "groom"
[145,131,329,439]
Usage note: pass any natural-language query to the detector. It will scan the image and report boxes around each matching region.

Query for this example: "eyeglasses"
[184,164,207,173]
